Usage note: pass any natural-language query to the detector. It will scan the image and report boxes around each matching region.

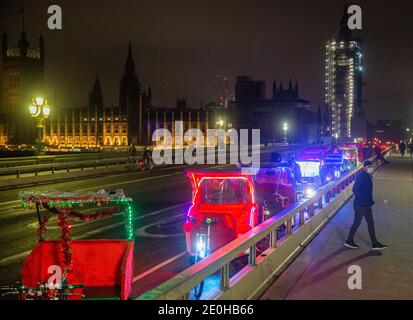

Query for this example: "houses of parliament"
[0,29,221,148]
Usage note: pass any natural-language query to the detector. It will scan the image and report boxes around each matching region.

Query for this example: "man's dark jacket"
[353,170,375,208]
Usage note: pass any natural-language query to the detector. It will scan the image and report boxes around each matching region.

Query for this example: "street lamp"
[283,122,288,143]
[216,119,224,128]
[29,97,49,155]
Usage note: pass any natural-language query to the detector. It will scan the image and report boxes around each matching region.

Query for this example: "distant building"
[235,76,320,143]
[325,6,365,141]
[0,27,219,148]
[367,119,409,142]
[235,76,266,102]
[1,29,45,145]
[41,44,218,148]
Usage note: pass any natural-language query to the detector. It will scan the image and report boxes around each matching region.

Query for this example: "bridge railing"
[137,147,391,300]
[0,157,135,178]
[0,144,290,178]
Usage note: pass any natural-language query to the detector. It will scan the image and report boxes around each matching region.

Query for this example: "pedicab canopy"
[19,189,135,300]
[184,169,257,205]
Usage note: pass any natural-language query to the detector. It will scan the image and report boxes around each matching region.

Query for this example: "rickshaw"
[297,145,343,183]
[247,163,297,209]
[182,167,297,298]
[1,189,135,300]
[182,170,265,298]
[339,146,360,171]
[295,160,323,199]
[183,170,262,262]
[343,142,369,161]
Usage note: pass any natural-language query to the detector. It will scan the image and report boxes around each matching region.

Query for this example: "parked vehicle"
[11,189,135,300]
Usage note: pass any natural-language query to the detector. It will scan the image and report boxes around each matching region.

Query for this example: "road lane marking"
[135,214,186,238]
[374,177,413,181]
[0,250,31,266]
[0,163,231,208]
[0,172,184,215]
[132,251,187,283]
[0,200,21,206]
[0,202,190,266]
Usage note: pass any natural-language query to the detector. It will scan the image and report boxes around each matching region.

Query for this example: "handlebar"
[191,217,217,225]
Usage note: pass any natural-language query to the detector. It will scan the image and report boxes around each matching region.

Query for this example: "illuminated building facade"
[325,7,364,140]
[0,30,222,148]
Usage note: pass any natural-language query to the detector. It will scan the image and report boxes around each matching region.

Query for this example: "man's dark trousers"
[347,206,378,244]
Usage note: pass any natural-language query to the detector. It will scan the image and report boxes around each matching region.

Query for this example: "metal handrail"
[137,148,390,300]
[0,157,133,176]
[0,145,279,178]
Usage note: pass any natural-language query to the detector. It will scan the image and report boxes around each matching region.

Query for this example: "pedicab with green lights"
[1,189,135,300]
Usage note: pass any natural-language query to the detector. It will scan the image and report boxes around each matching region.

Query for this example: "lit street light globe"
[282,122,289,144]
[28,97,50,155]
[29,104,39,116]
[35,97,45,106]
[43,105,50,116]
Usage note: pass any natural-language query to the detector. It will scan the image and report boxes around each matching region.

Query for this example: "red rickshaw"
[0,189,135,300]
[181,167,297,298]
[183,170,261,264]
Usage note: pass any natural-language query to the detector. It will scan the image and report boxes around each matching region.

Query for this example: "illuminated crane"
[212,74,234,108]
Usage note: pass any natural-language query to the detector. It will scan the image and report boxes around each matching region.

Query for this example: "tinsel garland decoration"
[57,208,73,268]
[37,213,49,240]
[40,204,120,267]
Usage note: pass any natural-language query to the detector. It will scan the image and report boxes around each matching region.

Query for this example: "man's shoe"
[345,241,360,249]
[372,242,387,250]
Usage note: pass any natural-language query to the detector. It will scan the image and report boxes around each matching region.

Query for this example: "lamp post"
[29,97,50,155]
[283,122,288,144]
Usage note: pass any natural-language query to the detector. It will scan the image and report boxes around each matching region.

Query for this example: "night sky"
[1,0,412,125]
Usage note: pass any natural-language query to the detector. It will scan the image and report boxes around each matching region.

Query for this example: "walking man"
[345,160,387,250]
[399,140,406,157]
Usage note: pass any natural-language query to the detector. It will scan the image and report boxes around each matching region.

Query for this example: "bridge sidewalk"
[260,154,413,299]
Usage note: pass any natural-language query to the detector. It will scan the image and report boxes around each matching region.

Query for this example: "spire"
[294,80,299,99]
[128,40,132,57]
[272,79,277,100]
[17,8,28,51]
[89,77,104,109]
[288,79,293,94]
[124,40,136,75]
[93,77,101,91]
[338,4,352,41]
[18,8,25,32]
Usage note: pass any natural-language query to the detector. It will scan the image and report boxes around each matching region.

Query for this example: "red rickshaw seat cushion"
[21,240,134,300]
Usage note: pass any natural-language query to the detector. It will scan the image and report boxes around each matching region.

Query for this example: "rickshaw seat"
[21,240,134,300]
